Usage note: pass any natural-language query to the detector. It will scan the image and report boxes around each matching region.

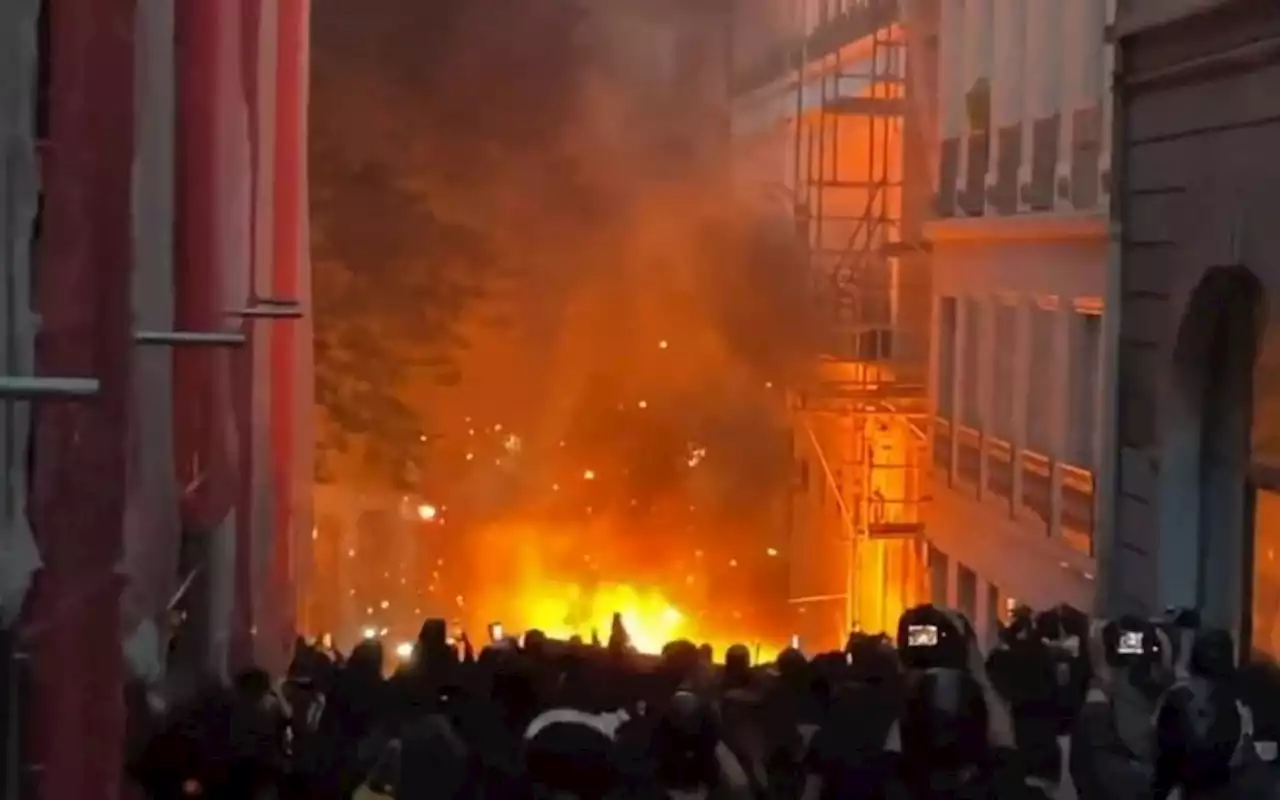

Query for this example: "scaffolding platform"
[732,0,902,95]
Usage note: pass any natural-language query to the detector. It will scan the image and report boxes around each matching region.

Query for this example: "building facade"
[1,1,312,796]
[921,0,1115,644]
[1109,0,1280,660]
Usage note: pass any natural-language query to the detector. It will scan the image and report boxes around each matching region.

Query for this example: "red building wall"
[20,1,312,796]
[26,1,136,797]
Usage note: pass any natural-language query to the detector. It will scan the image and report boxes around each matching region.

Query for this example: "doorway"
[1170,265,1265,654]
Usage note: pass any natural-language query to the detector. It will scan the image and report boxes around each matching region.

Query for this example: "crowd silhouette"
[126,604,1280,799]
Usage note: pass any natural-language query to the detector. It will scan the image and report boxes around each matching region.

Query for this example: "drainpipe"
[1095,20,1124,618]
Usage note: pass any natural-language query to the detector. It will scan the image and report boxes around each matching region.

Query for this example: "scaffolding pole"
[788,0,931,638]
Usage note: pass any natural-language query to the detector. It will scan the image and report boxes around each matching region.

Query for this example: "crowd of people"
[126,604,1280,799]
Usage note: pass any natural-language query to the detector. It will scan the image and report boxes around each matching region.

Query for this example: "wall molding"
[925,210,1108,244]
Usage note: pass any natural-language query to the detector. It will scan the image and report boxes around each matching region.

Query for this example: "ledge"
[924,210,1107,244]
[1113,0,1236,40]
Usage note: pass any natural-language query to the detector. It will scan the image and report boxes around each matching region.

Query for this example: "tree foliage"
[310,0,587,487]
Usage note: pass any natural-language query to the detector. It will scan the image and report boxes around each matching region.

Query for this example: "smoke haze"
[313,0,815,641]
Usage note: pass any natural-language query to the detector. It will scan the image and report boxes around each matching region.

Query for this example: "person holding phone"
[1069,616,1170,799]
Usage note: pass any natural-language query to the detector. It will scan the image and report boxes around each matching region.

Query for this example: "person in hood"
[523,708,626,798]
[1151,676,1276,799]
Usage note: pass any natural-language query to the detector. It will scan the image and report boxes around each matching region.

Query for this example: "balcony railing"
[933,417,952,477]
[1021,450,1052,534]
[1061,463,1096,556]
[931,417,1095,558]
[986,436,1014,505]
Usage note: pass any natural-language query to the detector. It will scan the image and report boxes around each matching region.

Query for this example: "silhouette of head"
[900,668,989,772]
[1154,677,1242,794]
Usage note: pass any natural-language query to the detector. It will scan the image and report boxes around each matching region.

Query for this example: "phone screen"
[489,622,504,642]
[907,624,939,647]
[1117,630,1145,655]
[789,634,800,649]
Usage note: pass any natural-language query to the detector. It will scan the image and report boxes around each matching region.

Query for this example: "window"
[957,564,978,623]
[1025,304,1055,453]
[990,303,1016,442]
[928,546,949,606]
[960,298,982,429]
[1066,310,1101,468]
[937,297,957,418]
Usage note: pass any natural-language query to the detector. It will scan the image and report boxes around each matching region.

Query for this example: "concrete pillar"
[1048,301,1071,542]
[1010,298,1031,516]
[950,297,967,478]
[939,0,967,178]
[977,295,994,497]
[962,0,994,192]
[1067,0,1107,112]
[1101,0,1118,182]
[946,553,959,608]
[928,294,943,419]
[991,0,1027,134]
[1019,0,1063,193]
[1089,308,1107,477]
[975,576,992,647]
[1058,0,1107,191]
[962,0,994,97]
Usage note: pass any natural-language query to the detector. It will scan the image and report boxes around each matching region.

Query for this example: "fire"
[460,522,784,661]
[521,581,686,654]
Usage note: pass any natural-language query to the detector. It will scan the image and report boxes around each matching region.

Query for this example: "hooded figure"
[1151,677,1275,799]
[523,710,622,798]
[897,668,1044,798]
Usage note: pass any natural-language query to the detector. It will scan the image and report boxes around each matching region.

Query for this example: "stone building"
[1108,0,1280,660]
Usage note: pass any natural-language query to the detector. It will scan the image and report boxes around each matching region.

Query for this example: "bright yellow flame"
[658,340,668,349]
[417,504,438,521]
[766,547,778,557]
[637,400,648,409]
[522,582,686,655]
[463,523,784,662]
[583,469,596,481]
[395,642,414,659]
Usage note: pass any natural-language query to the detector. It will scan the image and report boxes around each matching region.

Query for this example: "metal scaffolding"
[785,0,932,639]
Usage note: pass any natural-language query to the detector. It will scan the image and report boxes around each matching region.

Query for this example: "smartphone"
[907,624,939,647]
[489,622,504,642]
[1117,630,1145,655]
[789,633,801,649]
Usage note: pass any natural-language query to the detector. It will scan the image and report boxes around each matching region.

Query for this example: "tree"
[310,0,588,488]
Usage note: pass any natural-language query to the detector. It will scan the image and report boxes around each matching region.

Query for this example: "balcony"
[931,418,1095,559]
